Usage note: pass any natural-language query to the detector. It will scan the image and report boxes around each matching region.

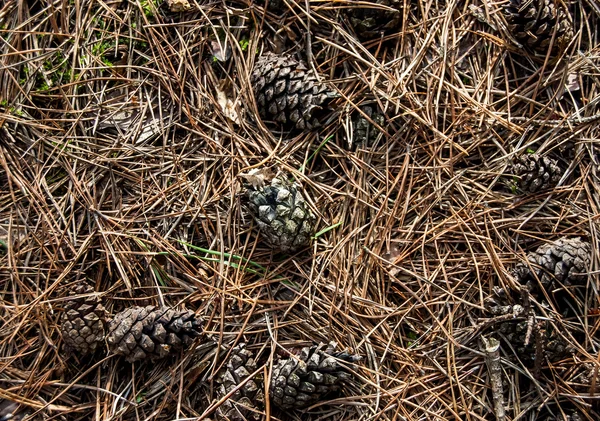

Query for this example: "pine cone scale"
[503,0,573,55]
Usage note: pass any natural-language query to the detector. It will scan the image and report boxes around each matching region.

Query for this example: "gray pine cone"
[497,319,570,363]
[514,237,591,290]
[486,292,571,363]
[245,172,316,252]
[349,105,384,147]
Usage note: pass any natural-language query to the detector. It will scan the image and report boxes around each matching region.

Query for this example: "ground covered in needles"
[1,1,600,420]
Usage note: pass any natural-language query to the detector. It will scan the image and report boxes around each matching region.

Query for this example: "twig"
[482,336,505,421]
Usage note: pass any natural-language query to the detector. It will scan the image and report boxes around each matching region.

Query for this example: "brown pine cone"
[106,305,203,363]
[251,52,336,131]
[60,284,107,356]
[511,153,563,193]
[503,0,573,56]
[269,342,360,410]
[215,343,265,421]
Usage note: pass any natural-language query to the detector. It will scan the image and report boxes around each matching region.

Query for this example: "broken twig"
[482,336,505,421]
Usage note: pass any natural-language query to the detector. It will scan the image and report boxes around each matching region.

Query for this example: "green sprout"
[312,221,342,240]
[37,81,51,92]
[407,330,418,347]
[299,135,333,173]
[239,38,250,52]
[140,0,159,18]
[136,392,146,403]
[510,176,519,194]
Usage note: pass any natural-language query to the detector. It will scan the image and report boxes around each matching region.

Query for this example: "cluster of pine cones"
[59,0,586,419]
[60,284,360,418]
[214,342,360,419]
[480,3,590,371]
[248,0,575,191]
[244,0,579,250]
[249,0,573,121]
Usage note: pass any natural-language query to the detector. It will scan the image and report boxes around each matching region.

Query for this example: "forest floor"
[1,1,600,420]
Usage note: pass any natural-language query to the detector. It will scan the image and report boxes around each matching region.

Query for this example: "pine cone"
[60,284,107,356]
[251,52,335,131]
[269,342,359,410]
[106,306,202,363]
[486,292,571,363]
[348,0,403,39]
[498,319,570,363]
[514,237,591,290]
[503,0,573,56]
[244,171,316,252]
[514,237,591,316]
[215,344,265,421]
[511,154,562,193]
[348,105,384,147]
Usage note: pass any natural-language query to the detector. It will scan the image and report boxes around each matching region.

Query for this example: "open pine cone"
[486,289,572,364]
[514,237,591,290]
[503,0,573,56]
[243,169,316,253]
[511,153,563,193]
[107,305,203,363]
[514,237,591,316]
[497,319,570,363]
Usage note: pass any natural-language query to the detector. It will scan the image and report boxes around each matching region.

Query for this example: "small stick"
[482,336,506,421]
[533,321,544,380]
